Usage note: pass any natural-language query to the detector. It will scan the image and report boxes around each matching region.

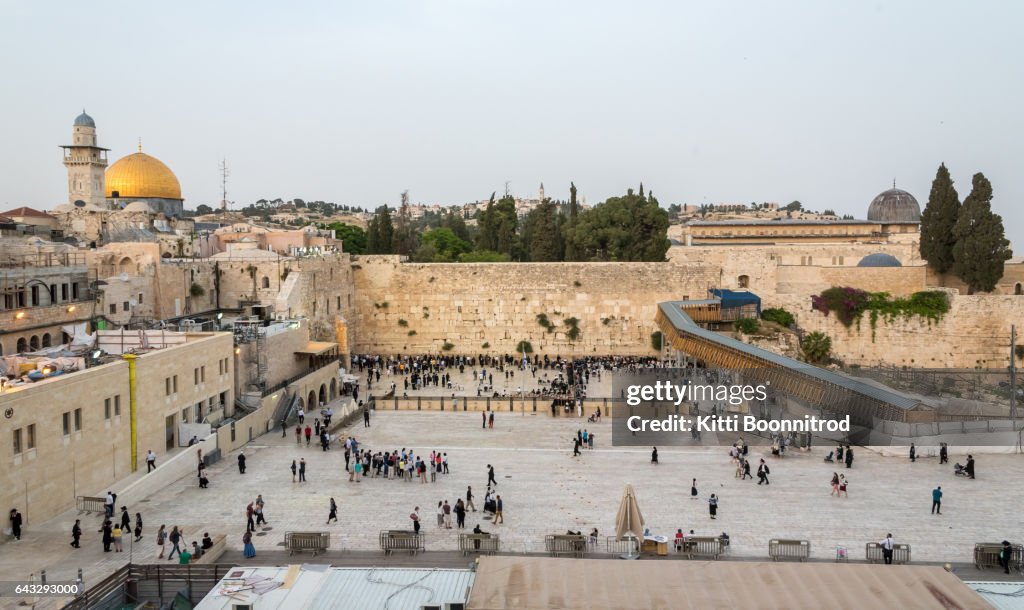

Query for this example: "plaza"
[4,407,1019,592]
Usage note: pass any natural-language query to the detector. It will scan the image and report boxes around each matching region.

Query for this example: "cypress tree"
[919,163,960,273]
[951,172,1012,292]
[563,182,582,261]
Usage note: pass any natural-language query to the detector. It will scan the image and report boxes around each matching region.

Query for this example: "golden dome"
[105,151,182,200]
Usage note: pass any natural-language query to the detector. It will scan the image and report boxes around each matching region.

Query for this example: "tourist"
[156,525,166,558]
[255,495,268,526]
[966,455,975,479]
[291,459,297,482]
[281,418,288,437]
[836,445,844,463]
[455,499,466,529]
[202,533,214,550]
[482,411,487,429]
[999,541,1013,574]
[708,494,719,519]
[489,411,495,428]
[198,467,209,489]
[304,425,312,447]
[757,459,770,485]
[588,432,594,449]
[327,498,337,524]
[146,449,157,472]
[71,519,82,548]
[411,507,421,534]
[120,506,131,531]
[295,425,302,446]
[315,418,321,438]
[651,447,658,464]
[237,452,246,474]
[363,407,371,427]
[487,464,497,487]
[675,529,685,552]
[838,475,848,498]
[246,502,255,532]
[939,443,948,464]
[932,485,942,515]
[909,443,916,463]
[466,486,476,512]
[437,501,444,528]
[494,495,504,524]
[830,473,840,496]
[100,520,112,552]
[179,544,192,564]
[104,491,115,518]
[243,530,256,558]
[168,526,182,560]
[191,541,203,560]
[691,478,698,499]
[354,457,362,482]
[742,459,752,480]
[297,407,305,425]
[844,445,854,468]
[134,512,144,541]
[573,436,581,456]
[443,500,453,529]
[298,457,307,482]
[880,533,895,564]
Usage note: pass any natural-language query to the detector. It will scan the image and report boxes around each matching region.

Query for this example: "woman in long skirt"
[708,494,718,520]
[690,478,698,499]
[243,531,256,558]
[326,498,338,524]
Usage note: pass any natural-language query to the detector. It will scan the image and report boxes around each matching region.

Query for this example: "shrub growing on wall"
[800,331,832,364]
[650,331,663,351]
[515,340,534,354]
[761,307,795,327]
[734,318,759,334]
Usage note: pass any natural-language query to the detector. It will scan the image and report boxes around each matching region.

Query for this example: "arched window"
[261,276,270,289]
[42,333,52,348]
[119,257,134,274]
[1015,283,1022,296]
[16,338,27,353]
[29,335,40,350]
[737,275,750,289]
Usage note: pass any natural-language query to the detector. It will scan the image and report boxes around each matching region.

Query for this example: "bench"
[545,534,586,558]
[284,531,330,556]
[681,536,723,560]
[192,534,227,564]
[380,530,424,555]
[769,539,810,562]
[866,542,911,564]
[458,533,500,556]
[76,496,107,514]
[974,543,1023,571]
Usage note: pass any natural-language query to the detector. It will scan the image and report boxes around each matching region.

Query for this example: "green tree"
[800,331,832,364]
[366,205,394,254]
[919,163,961,274]
[563,182,582,261]
[195,204,213,215]
[417,228,471,262]
[459,250,510,262]
[476,195,518,256]
[327,222,367,254]
[951,173,1012,292]
[392,200,419,256]
[784,200,803,212]
[523,200,563,261]
[441,210,471,243]
[564,187,670,261]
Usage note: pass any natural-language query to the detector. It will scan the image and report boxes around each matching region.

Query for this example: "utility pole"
[1011,324,1017,428]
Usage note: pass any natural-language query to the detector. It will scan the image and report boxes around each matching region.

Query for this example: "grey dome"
[858,253,902,267]
[74,110,95,128]
[867,188,920,223]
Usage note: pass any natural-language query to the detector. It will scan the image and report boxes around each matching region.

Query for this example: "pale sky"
[1,1,1021,245]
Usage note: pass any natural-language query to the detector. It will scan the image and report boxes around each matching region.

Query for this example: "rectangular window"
[104,397,111,420]
[201,366,206,383]
[63,412,70,436]
[166,377,172,396]
[122,301,129,312]
[62,284,69,301]
[194,368,199,385]
[220,391,228,409]
[138,292,144,304]
[26,424,35,450]
[72,283,79,299]
[173,375,178,393]
[195,402,203,422]
[182,408,190,424]
[74,408,82,432]
[13,429,22,455]
[109,304,117,315]
[336,296,341,310]
[114,395,121,416]
[30,285,39,306]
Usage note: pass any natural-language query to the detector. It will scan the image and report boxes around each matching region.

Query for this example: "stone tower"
[538,182,545,202]
[60,110,109,206]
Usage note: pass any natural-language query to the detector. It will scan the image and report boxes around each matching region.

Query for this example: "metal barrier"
[769,539,810,561]
[866,542,911,564]
[379,530,424,555]
[974,543,1023,571]
[544,534,586,558]
[76,496,106,514]
[682,536,724,560]
[285,531,331,556]
[458,534,500,555]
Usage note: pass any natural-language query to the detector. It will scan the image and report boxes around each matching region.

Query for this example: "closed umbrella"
[615,484,645,559]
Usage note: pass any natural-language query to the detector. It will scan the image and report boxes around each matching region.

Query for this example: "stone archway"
[29,335,39,350]
[1015,283,1022,296]
[738,275,750,289]
[119,257,135,275]
[42,333,52,348]
[308,390,318,412]
[329,378,337,400]
[17,338,27,353]
[296,397,305,412]
[319,384,327,406]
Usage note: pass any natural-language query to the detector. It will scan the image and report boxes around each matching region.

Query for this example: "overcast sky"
[2,1,1021,244]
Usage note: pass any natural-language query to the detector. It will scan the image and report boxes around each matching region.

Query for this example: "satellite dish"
[120,272,130,282]
[73,200,86,208]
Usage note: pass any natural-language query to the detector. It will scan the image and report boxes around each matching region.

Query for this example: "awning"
[295,341,338,356]
[467,557,989,610]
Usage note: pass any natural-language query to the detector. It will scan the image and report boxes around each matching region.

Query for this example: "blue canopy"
[708,289,761,316]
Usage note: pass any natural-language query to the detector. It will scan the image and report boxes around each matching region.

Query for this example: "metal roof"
[688,218,872,226]
[658,300,921,410]
[964,582,1024,610]
[311,568,474,610]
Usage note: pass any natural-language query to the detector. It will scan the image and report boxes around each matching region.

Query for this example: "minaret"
[538,182,545,202]
[60,110,109,206]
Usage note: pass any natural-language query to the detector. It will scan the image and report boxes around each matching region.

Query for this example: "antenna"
[504,181,511,198]
[219,158,231,211]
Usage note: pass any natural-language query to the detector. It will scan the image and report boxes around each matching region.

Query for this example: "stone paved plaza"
[2,407,1022,589]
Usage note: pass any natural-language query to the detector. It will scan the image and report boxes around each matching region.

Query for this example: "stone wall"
[350,256,720,355]
[775,265,929,297]
[778,294,1024,368]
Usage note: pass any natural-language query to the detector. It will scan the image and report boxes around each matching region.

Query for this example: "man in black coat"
[238,452,246,474]
[9,509,22,541]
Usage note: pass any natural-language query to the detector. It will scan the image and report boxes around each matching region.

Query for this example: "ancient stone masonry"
[350,256,720,355]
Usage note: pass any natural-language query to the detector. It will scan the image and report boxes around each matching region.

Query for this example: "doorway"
[165,414,176,450]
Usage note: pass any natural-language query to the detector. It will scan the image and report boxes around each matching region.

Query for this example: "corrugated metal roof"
[689,218,872,226]
[964,582,1024,610]
[310,568,474,610]
[659,300,921,410]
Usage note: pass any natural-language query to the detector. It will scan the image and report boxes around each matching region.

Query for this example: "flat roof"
[295,341,338,356]
[195,566,474,610]
[467,557,989,610]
